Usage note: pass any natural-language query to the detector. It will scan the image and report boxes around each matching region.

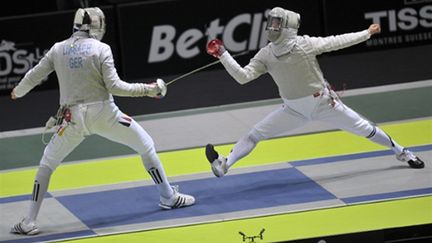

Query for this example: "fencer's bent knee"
[140,146,161,169]
[40,154,61,171]
[248,129,263,144]
[140,146,158,160]
[349,119,374,137]
[37,164,53,178]
[141,146,156,157]
[135,140,155,156]
[127,120,155,155]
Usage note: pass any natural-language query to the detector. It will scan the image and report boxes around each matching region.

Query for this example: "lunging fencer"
[205,7,425,178]
[10,7,194,235]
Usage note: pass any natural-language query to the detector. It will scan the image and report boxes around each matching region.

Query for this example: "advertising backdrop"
[324,0,432,54]
[1,0,431,131]
[0,7,118,95]
[116,0,323,80]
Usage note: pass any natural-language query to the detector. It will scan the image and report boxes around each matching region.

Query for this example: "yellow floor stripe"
[1,119,431,197]
[61,196,432,243]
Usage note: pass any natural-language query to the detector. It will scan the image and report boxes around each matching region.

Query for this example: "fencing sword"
[166,50,251,86]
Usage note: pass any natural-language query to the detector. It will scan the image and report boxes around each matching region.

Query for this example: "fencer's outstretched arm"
[219,52,266,85]
[207,39,266,85]
[307,24,381,55]
[12,43,164,100]
[100,45,164,97]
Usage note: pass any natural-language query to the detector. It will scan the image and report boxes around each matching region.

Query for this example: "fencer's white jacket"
[220,30,371,100]
[14,32,149,106]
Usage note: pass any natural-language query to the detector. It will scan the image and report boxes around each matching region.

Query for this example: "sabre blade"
[166,50,250,86]
[166,59,221,86]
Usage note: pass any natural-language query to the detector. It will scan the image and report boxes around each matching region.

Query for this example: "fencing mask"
[265,7,301,57]
[73,7,106,41]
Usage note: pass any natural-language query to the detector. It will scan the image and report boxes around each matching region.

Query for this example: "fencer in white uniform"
[10,7,194,235]
[205,7,425,178]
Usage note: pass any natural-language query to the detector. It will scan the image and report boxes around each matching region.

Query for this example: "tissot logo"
[364,4,432,32]
[363,1,432,47]
[148,10,270,63]
[0,40,48,91]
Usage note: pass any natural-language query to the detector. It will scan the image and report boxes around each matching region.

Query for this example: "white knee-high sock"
[366,126,404,154]
[226,131,261,169]
[26,165,53,223]
[141,148,174,199]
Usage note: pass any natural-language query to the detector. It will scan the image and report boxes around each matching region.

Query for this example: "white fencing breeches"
[250,88,403,154]
[224,88,406,169]
[253,89,375,139]
[40,101,155,170]
[28,100,174,222]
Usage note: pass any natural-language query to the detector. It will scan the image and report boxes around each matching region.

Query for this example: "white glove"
[156,78,167,98]
[144,79,167,98]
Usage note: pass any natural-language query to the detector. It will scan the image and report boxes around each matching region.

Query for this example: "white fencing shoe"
[159,186,195,210]
[205,144,228,177]
[396,149,425,169]
[11,218,40,235]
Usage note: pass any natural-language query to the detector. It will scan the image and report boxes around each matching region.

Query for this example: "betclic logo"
[147,10,270,63]
[0,40,49,91]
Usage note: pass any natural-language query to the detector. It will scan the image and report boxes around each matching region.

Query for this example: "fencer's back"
[51,32,112,106]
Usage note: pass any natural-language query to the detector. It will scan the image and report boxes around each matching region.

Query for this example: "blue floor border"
[342,187,432,204]
[0,193,53,204]
[290,144,432,167]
